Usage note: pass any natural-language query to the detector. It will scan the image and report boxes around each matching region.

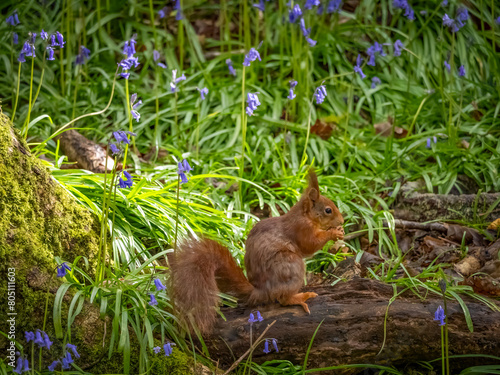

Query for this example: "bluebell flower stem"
[443,296,449,375]
[174,175,181,252]
[240,65,247,179]
[281,103,289,176]
[109,159,119,255]
[447,33,455,145]
[31,342,34,375]
[11,63,21,122]
[440,325,445,375]
[196,103,201,159]
[72,66,80,119]
[175,92,179,140]
[122,79,133,168]
[23,56,35,139]
[301,96,315,167]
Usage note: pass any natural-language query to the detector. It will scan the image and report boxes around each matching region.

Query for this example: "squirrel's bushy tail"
[170,238,253,333]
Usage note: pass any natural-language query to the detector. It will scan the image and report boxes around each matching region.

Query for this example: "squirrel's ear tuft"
[307,168,320,192]
[308,188,319,202]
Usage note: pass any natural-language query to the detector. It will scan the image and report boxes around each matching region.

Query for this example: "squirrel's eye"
[325,207,332,214]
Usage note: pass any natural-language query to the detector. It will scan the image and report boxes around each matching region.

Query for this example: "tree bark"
[204,278,500,372]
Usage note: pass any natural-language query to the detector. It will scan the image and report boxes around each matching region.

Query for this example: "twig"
[222,320,276,375]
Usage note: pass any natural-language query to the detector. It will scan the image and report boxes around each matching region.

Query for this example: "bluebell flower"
[248,313,257,324]
[455,7,469,29]
[46,47,55,61]
[314,84,327,104]
[393,0,414,21]
[170,69,186,92]
[120,72,130,79]
[66,343,80,359]
[153,346,161,354]
[496,16,500,25]
[317,4,324,15]
[43,332,53,350]
[243,47,261,66]
[154,278,167,291]
[57,262,71,278]
[327,0,342,13]
[444,60,451,72]
[393,39,404,57]
[263,340,271,354]
[442,14,459,33]
[253,0,265,11]
[13,357,28,374]
[246,92,261,116]
[173,0,183,20]
[6,12,20,27]
[226,59,236,76]
[272,338,279,352]
[198,87,209,100]
[153,50,167,68]
[110,144,120,156]
[433,305,446,326]
[41,30,49,41]
[113,131,136,144]
[163,342,175,356]
[34,331,45,348]
[371,76,381,89]
[61,352,73,370]
[13,32,18,44]
[289,4,302,23]
[299,18,310,37]
[367,42,385,66]
[22,41,35,58]
[178,159,192,173]
[76,45,91,65]
[305,0,320,10]
[458,65,466,77]
[18,52,26,63]
[55,31,65,48]
[48,361,60,372]
[159,6,168,18]
[149,293,158,306]
[130,93,142,122]
[441,0,448,6]
[256,311,264,321]
[305,37,317,47]
[354,54,366,79]
[25,331,35,342]
[123,38,137,58]
[118,171,133,189]
[288,80,297,100]
[426,136,437,148]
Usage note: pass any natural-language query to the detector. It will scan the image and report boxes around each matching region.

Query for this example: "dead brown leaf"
[374,117,408,138]
[311,119,336,140]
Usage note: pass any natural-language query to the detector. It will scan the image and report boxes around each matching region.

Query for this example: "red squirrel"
[171,170,344,333]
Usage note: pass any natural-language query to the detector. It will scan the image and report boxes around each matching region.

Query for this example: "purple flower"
[226,59,236,76]
[496,16,500,25]
[18,52,25,63]
[371,76,381,89]
[12,357,29,374]
[66,343,80,359]
[118,171,133,189]
[22,41,35,58]
[13,32,18,44]
[248,313,257,323]
[442,14,459,32]
[263,340,271,354]
[317,4,324,15]
[53,31,65,48]
[163,342,175,356]
[120,72,130,79]
[305,0,320,10]
[305,37,317,47]
[110,143,120,155]
[153,51,166,68]
[272,338,279,352]
[76,45,91,65]
[43,332,53,350]
[393,40,404,57]
[243,47,261,66]
[288,80,297,100]
[246,92,261,116]
[40,30,48,41]
[159,6,167,18]
[61,352,73,370]
[327,0,342,13]
[433,305,446,326]
[48,361,60,372]
[122,38,136,58]
[300,18,310,37]
[354,54,366,79]
[130,93,142,122]
[198,87,209,100]
[441,0,448,6]
[25,331,35,342]
[57,262,71,278]
[113,130,136,144]
[253,0,265,11]
[6,12,20,27]
[46,47,55,61]
[149,293,158,306]
[154,278,167,291]
[426,136,437,148]
[367,42,385,66]
[393,0,414,20]
[173,0,183,20]
[314,83,327,104]
[256,311,264,321]
[289,4,302,23]
[456,7,469,29]
[34,331,45,348]
[170,69,186,92]
[458,65,466,77]
[153,346,161,354]
[178,159,192,174]
[444,60,451,72]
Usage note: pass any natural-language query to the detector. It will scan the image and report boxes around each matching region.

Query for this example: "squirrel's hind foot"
[279,292,318,314]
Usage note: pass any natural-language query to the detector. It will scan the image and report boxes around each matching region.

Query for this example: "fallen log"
[203,278,500,372]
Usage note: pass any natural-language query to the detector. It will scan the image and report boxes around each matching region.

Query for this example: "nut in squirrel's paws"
[330,226,345,240]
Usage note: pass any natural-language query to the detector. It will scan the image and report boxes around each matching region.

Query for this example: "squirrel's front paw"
[330,226,344,240]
